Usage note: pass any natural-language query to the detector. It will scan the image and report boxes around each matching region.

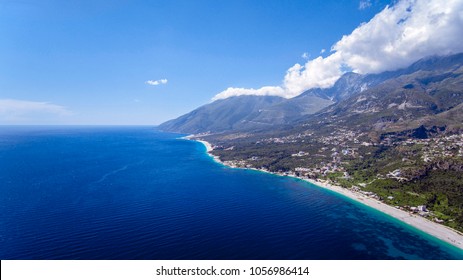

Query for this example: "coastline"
[302,178,463,250]
[189,137,463,251]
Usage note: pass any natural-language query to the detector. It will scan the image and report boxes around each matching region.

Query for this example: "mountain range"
[159,53,463,137]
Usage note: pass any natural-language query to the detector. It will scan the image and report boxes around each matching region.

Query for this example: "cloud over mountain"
[213,0,463,100]
[212,86,284,101]
[333,0,463,74]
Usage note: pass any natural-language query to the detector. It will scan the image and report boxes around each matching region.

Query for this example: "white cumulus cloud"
[333,0,463,74]
[146,79,168,86]
[212,86,285,101]
[212,0,463,100]
[282,52,344,97]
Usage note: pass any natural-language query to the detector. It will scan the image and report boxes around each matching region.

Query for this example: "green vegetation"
[209,132,463,232]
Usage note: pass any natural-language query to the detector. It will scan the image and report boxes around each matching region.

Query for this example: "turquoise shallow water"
[0,126,462,259]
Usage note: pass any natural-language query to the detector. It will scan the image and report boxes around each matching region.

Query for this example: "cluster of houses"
[295,164,344,178]
[317,129,363,146]
[386,169,408,181]
[418,134,463,162]
[256,131,314,144]
[223,159,250,169]
[380,133,463,163]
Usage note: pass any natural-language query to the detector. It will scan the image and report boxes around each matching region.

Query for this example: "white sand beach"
[184,136,222,163]
[197,140,213,152]
[191,138,463,250]
[304,178,463,250]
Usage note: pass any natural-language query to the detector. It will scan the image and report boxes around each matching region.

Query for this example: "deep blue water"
[0,126,462,260]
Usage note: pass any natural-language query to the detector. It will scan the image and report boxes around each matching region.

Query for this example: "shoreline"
[188,137,463,251]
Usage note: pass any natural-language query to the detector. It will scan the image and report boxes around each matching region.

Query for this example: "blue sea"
[0,126,462,260]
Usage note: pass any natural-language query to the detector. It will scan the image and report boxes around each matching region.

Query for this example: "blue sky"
[1,0,462,125]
